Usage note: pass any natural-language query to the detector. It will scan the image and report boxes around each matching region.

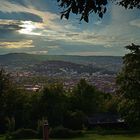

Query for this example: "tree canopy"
[57,0,140,22]
[117,44,140,127]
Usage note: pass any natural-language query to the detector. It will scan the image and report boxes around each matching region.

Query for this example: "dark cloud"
[0,11,43,22]
[7,0,28,7]
[0,24,22,32]
[0,20,43,41]
[7,0,58,12]
[0,20,23,40]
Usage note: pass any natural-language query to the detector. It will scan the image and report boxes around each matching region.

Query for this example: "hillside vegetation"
[0,53,122,73]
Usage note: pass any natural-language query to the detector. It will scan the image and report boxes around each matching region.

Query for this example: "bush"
[11,128,38,139]
[63,111,87,130]
[50,126,83,138]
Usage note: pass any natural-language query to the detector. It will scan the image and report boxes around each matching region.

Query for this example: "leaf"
[104,7,107,13]
[65,12,70,19]
[61,14,64,19]
[84,15,89,23]
[72,5,78,14]
[103,0,108,5]
[99,12,103,18]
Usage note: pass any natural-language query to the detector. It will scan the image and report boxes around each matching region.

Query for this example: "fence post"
[43,121,49,140]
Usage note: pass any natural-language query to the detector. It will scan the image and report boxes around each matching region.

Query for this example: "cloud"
[64,24,79,30]
[47,45,60,49]
[0,20,28,42]
[0,0,59,24]
[0,40,34,48]
[6,0,51,11]
[18,21,43,36]
[28,51,48,55]
[0,0,139,56]
[0,20,22,32]
[94,20,102,25]
[0,0,67,39]
[41,29,132,47]
[130,19,140,28]
[0,20,30,41]
[0,11,43,22]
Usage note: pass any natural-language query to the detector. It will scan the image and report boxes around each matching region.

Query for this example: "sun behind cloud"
[18,21,42,36]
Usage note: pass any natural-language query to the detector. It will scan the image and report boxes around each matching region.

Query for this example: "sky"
[0,0,140,56]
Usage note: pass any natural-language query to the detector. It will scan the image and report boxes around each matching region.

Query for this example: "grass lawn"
[1,134,140,140]
[52,134,140,140]
[0,136,5,140]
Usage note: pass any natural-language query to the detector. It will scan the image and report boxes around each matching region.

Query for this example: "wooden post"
[43,121,49,140]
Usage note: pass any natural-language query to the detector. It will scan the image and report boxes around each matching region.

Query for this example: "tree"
[119,0,140,9]
[63,110,86,130]
[0,69,12,133]
[116,44,140,127]
[0,69,11,96]
[71,79,102,115]
[40,83,67,127]
[0,69,30,131]
[3,88,28,129]
[57,0,140,22]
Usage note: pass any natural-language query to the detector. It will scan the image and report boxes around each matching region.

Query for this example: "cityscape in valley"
[0,53,122,93]
[0,0,140,139]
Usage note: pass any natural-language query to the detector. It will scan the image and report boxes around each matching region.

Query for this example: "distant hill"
[33,60,114,75]
[0,53,123,73]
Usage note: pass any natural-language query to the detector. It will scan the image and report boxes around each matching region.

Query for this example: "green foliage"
[10,128,38,139]
[117,44,140,127]
[0,68,117,134]
[63,111,87,130]
[5,117,15,133]
[0,69,39,132]
[0,70,17,132]
[40,83,67,127]
[0,69,11,95]
[37,118,48,138]
[103,94,119,113]
[50,126,83,138]
[26,92,42,129]
[71,79,102,115]
[3,89,29,129]
[0,69,12,118]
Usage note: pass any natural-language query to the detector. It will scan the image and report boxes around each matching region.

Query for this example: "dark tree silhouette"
[119,0,140,9]
[117,44,140,127]
[57,0,140,22]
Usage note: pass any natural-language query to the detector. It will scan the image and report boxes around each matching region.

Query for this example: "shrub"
[50,126,83,138]
[63,111,87,130]
[5,117,15,133]
[11,128,38,139]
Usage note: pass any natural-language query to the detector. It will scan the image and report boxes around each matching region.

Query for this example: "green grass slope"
[52,134,140,140]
